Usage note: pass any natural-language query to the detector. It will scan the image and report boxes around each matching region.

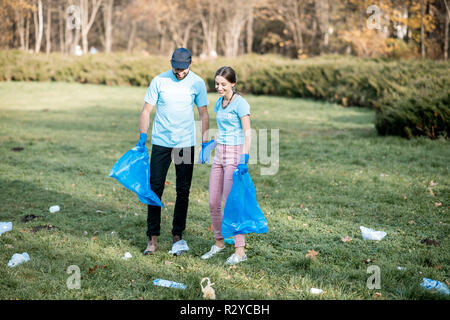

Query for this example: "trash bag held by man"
[109,145,163,207]
[221,170,268,239]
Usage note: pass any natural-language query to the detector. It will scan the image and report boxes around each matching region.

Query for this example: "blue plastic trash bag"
[109,145,163,207]
[221,170,268,239]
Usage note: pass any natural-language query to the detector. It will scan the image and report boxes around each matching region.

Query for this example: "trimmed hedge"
[1,50,449,139]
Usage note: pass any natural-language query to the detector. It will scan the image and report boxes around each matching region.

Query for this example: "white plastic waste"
[8,252,30,267]
[122,252,132,260]
[153,278,187,290]
[420,278,450,295]
[310,288,323,295]
[49,205,60,213]
[200,277,216,300]
[360,226,387,241]
[0,222,12,235]
[397,266,406,271]
[169,239,189,256]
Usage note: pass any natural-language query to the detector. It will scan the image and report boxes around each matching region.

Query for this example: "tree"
[102,0,113,52]
[80,0,102,54]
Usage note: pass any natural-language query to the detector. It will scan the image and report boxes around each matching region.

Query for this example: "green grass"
[0,81,448,300]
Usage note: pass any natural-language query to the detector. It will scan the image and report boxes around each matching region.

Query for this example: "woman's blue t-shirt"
[214,94,250,145]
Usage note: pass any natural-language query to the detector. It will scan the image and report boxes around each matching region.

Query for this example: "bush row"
[1,50,449,138]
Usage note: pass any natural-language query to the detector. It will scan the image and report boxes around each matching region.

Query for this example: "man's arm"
[139,102,154,134]
[198,106,209,143]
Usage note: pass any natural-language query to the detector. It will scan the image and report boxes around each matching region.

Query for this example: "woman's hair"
[215,66,237,85]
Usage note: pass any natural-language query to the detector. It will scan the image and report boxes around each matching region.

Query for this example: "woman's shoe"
[201,245,225,260]
[224,253,247,265]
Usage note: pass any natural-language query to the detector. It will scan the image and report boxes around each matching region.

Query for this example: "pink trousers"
[209,143,245,248]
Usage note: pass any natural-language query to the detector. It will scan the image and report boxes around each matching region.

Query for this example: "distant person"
[200,66,252,265]
[137,48,211,255]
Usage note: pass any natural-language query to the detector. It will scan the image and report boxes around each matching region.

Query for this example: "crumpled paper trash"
[0,222,12,236]
[360,226,387,241]
[8,252,30,267]
[169,240,189,256]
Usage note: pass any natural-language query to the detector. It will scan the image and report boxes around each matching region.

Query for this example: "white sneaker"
[201,245,225,260]
[225,253,247,265]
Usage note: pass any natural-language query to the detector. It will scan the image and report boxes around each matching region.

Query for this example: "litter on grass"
[310,288,323,295]
[169,240,189,256]
[122,252,132,260]
[0,222,12,235]
[420,278,450,295]
[49,205,60,213]
[360,226,387,241]
[200,277,216,300]
[153,279,186,290]
[8,252,30,267]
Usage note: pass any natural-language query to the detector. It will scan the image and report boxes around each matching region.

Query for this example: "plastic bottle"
[49,205,60,213]
[420,278,450,295]
[153,279,187,290]
[8,252,30,267]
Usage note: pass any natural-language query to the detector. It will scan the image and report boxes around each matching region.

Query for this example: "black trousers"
[147,144,195,238]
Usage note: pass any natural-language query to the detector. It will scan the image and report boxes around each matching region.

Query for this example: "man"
[137,48,210,255]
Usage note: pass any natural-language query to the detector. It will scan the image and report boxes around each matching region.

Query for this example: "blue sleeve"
[194,80,209,107]
[237,98,250,118]
[144,77,158,105]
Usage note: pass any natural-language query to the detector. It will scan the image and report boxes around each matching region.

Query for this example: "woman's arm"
[240,115,251,155]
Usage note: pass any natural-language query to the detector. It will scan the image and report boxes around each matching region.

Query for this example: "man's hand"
[197,139,216,164]
[137,132,147,147]
[237,154,249,175]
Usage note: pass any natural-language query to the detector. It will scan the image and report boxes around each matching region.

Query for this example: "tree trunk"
[445,9,449,61]
[80,0,103,54]
[59,5,65,53]
[420,0,426,58]
[127,19,136,53]
[46,3,51,54]
[246,6,254,53]
[103,0,113,53]
[25,12,30,51]
[34,0,43,53]
[15,9,25,50]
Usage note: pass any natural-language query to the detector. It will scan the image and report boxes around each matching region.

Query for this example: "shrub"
[1,50,448,138]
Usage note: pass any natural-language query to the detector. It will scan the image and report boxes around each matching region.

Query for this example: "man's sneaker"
[201,245,225,260]
[224,253,247,265]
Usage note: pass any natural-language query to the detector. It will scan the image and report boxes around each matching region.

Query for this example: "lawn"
[0,81,448,300]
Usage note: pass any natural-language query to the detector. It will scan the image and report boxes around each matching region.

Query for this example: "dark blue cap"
[171,48,192,69]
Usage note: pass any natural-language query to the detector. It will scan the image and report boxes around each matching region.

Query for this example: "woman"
[201,66,251,265]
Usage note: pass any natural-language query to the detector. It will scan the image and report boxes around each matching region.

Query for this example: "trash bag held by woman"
[221,170,268,239]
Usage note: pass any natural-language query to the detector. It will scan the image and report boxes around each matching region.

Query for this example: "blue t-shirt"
[144,70,208,148]
[214,94,250,145]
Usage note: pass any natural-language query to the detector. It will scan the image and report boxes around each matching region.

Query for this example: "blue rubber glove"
[237,154,249,175]
[197,139,217,164]
[137,133,147,147]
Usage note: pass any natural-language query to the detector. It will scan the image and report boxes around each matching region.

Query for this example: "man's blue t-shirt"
[214,94,250,145]
[144,70,208,148]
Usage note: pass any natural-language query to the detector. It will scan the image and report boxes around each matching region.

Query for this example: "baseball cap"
[171,48,192,69]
